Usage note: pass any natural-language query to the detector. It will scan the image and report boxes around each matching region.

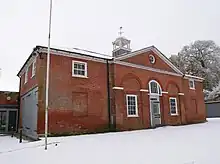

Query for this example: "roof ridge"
[50,45,112,58]
[71,47,111,57]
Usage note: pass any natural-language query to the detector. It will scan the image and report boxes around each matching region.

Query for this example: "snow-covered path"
[1,118,220,164]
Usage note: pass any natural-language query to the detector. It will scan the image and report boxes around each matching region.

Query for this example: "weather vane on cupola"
[112,26,132,58]
[118,27,124,36]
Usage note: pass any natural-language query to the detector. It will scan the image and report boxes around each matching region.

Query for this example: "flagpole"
[45,0,52,150]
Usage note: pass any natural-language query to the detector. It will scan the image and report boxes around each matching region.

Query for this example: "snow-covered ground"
[1,118,220,164]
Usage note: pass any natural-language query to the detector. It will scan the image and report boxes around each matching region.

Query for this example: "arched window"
[149,80,162,95]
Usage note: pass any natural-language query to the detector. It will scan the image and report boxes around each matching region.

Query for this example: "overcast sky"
[0,0,220,92]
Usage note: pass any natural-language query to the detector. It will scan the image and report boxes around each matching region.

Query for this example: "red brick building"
[0,91,19,133]
[17,36,206,138]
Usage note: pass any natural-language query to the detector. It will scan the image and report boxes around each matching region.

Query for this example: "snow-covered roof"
[43,45,113,60]
[184,74,204,81]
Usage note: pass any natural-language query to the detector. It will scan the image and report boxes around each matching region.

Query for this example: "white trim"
[114,60,182,77]
[31,57,36,78]
[162,91,168,94]
[149,54,156,64]
[152,48,183,75]
[184,77,202,82]
[169,97,178,116]
[19,54,38,78]
[112,46,131,53]
[72,60,88,78]
[24,67,28,84]
[115,46,183,75]
[149,80,162,95]
[40,48,108,63]
[149,96,161,127]
[185,74,204,81]
[148,93,163,97]
[178,93,184,96]
[18,48,109,77]
[189,79,195,90]
[126,94,139,117]
[140,89,149,92]
[115,46,152,60]
[113,87,124,90]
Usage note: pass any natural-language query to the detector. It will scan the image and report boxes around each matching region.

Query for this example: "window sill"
[189,87,195,90]
[127,115,139,118]
[170,114,178,116]
[72,75,88,78]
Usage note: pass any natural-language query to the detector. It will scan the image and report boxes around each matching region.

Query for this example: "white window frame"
[31,58,36,78]
[149,80,162,96]
[189,79,195,90]
[126,94,138,117]
[169,97,178,116]
[24,68,28,84]
[72,60,88,78]
[149,54,156,64]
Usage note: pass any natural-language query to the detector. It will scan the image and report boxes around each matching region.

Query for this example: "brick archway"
[120,73,142,90]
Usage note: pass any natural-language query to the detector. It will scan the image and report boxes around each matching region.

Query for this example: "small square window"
[189,79,195,89]
[126,95,138,117]
[72,61,87,78]
[169,97,178,115]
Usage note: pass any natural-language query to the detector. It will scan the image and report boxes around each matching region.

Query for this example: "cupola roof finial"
[112,27,132,58]
[119,26,124,36]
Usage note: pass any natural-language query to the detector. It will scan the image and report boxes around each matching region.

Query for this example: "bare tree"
[170,40,220,91]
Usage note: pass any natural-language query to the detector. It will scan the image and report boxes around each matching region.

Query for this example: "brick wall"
[113,63,185,130]
[182,79,206,123]
[37,54,109,134]
[0,91,18,105]
[20,57,38,96]
[112,61,206,130]
[123,50,176,73]
[29,50,206,134]
[19,55,39,130]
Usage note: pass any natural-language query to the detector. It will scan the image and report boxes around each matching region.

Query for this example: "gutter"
[17,77,21,133]
[106,59,112,130]
[17,45,113,77]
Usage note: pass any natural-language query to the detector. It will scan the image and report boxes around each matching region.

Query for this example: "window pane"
[189,80,194,88]
[74,70,78,75]
[170,98,177,114]
[153,103,159,114]
[151,82,158,93]
[78,64,83,69]
[132,100,135,105]
[129,106,136,115]
[81,70,85,75]
[78,70,82,75]
[73,62,86,76]
[170,99,174,103]
[128,99,131,105]
[127,96,137,116]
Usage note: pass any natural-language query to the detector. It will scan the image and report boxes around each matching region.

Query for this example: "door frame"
[0,108,18,133]
[20,87,38,139]
[149,95,161,127]
[0,110,7,132]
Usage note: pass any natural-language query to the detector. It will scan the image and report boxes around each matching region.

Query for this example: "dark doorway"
[0,111,7,132]
[8,111,17,132]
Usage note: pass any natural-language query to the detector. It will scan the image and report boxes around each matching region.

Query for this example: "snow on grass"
[1,118,220,164]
